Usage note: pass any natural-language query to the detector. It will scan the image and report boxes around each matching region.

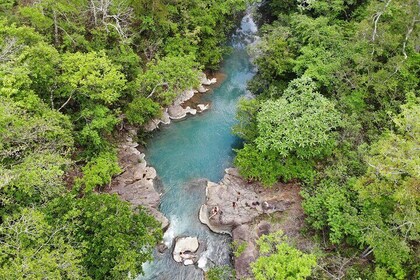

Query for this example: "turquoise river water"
[139,9,258,280]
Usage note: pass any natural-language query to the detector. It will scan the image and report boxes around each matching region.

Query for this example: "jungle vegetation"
[234,0,419,279]
[0,0,247,279]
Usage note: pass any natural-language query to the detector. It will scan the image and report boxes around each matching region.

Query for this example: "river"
[139,8,258,280]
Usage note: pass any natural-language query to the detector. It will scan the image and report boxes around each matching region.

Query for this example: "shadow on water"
[138,6,259,280]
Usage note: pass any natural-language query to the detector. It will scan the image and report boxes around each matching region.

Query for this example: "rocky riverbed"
[109,72,218,230]
[199,168,305,279]
[108,134,169,230]
[143,72,215,132]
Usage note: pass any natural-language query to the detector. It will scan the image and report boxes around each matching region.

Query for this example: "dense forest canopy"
[233,0,419,279]
[0,0,247,278]
[0,0,419,279]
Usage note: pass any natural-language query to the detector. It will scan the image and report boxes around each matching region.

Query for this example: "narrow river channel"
[139,8,258,280]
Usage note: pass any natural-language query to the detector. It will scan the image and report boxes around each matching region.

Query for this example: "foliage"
[251,231,316,280]
[126,97,161,125]
[0,152,69,217]
[59,51,126,109]
[232,98,260,142]
[353,95,420,279]
[302,180,361,245]
[0,208,89,280]
[255,77,340,158]
[237,0,420,277]
[76,151,121,193]
[206,265,236,280]
[0,97,73,164]
[231,240,247,257]
[0,0,250,279]
[235,77,340,185]
[46,193,162,280]
[137,55,200,105]
[76,105,120,153]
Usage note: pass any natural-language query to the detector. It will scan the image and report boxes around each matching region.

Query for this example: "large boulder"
[197,104,210,112]
[200,72,217,86]
[199,168,304,279]
[168,105,197,120]
[199,168,294,235]
[173,236,200,265]
[198,85,208,93]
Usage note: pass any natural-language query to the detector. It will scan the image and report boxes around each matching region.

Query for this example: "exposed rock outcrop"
[200,72,217,86]
[168,104,197,120]
[197,104,210,112]
[198,85,208,93]
[199,168,304,279]
[232,224,258,277]
[109,136,169,231]
[144,73,216,132]
[173,236,200,265]
[199,168,294,235]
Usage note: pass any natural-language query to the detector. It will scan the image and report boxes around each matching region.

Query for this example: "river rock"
[168,104,186,119]
[198,85,208,93]
[173,236,200,264]
[199,168,294,235]
[161,110,171,125]
[199,168,305,279]
[200,72,217,86]
[186,106,197,115]
[197,104,209,112]
[144,75,216,132]
[157,242,168,253]
[174,89,196,106]
[184,259,194,266]
[109,136,169,231]
[168,105,197,119]
[144,118,161,132]
[232,224,258,277]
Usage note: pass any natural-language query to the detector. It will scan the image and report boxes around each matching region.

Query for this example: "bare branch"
[147,82,169,99]
[58,92,74,111]
[0,37,23,62]
[402,9,419,59]
[372,0,392,42]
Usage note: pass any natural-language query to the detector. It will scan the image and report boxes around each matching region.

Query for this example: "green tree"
[0,208,89,280]
[17,42,60,107]
[0,152,69,217]
[354,94,420,279]
[126,96,161,125]
[235,77,341,185]
[75,150,121,193]
[251,231,316,280]
[232,98,260,142]
[58,51,126,111]
[0,97,73,164]
[76,105,120,153]
[46,193,162,280]
[137,55,200,105]
[255,77,340,158]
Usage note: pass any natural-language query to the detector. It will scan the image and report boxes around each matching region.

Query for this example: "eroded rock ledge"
[199,168,304,279]
[144,72,216,132]
[109,135,169,231]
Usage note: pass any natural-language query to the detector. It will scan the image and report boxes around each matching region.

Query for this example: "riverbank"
[135,6,259,279]
[108,71,221,232]
[200,168,309,279]
[107,130,169,230]
[143,72,219,132]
